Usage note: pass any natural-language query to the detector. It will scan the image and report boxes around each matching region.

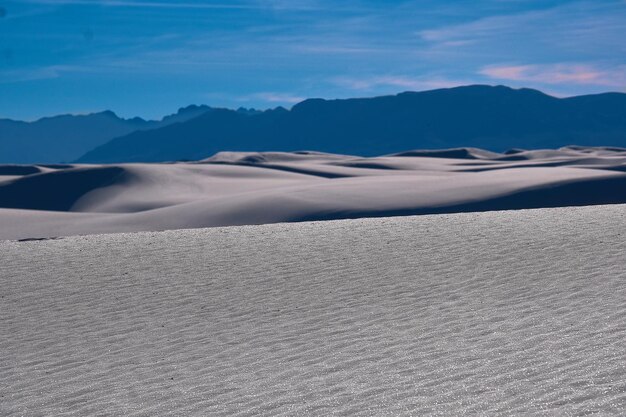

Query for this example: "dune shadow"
[0,165,41,176]
[331,161,401,170]
[391,148,499,160]
[458,158,626,172]
[600,165,626,173]
[294,174,626,222]
[0,166,126,211]
[209,161,351,178]
[459,161,580,172]
[37,164,75,169]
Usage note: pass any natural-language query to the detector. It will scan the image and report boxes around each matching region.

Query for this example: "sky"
[0,0,625,120]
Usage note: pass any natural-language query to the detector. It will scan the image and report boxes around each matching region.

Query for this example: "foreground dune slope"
[2,147,626,240]
[2,205,626,415]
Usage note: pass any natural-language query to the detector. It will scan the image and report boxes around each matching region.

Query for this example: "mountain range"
[2,85,626,164]
[0,105,216,163]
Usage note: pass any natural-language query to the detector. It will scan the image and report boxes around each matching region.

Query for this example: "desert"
[3,0,626,413]
[2,204,625,415]
[2,146,626,241]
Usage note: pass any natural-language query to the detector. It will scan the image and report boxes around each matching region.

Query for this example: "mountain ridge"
[0,105,220,163]
[3,84,626,164]
[77,85,626,163]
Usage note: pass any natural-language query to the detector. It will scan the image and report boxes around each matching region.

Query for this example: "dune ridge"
[1,146,626,240]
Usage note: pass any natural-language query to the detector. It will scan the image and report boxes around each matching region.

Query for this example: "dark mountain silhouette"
[76,85,626,163]
[0,105,215,163]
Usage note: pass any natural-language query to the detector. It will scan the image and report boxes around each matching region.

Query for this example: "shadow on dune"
[295,175,626,222]
[0,165,41,176]
[37,164,75,170]
[601,166,626,173]
[209,161,352,178]
[391,148,498,159]
[460,159,626,173]
[331,161,401,170]
[0,167,126,211]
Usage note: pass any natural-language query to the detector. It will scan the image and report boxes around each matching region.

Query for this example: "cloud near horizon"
[0,0,625,120]
[241,92,306,104]
[481,64,626,88]
[332,75,476,93]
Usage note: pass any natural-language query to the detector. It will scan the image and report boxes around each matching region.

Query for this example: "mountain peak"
[291,98,326,112]
[98,110,120,118]
[175,104,212,115]
[159,105,213,124]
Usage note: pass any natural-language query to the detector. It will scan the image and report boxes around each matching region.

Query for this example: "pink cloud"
[239,92,305,104]
[480,64,626,87]
[333,76,472,92]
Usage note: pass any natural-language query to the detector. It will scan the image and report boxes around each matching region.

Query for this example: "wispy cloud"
[21,0,322,10]
[238,92,305,104]
[418,1,626,61]
[333,75,472,92]
[0,65,72,83]
[3,0,626,120]
[480,63,626,87]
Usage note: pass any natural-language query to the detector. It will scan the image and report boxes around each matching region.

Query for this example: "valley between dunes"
[2,204,626,415]
[2,146,626,240]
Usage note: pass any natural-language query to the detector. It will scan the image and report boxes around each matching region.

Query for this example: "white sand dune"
[2,205,626,415]
[2,147,626,240]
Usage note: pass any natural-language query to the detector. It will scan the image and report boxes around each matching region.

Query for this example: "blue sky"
[0,0,625,120]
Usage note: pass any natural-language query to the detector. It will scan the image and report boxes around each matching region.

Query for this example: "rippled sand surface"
[2,205,626,415]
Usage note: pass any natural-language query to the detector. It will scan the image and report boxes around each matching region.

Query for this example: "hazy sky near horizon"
[0,0,625,120]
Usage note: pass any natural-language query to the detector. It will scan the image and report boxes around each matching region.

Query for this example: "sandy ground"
[2,204,626,415]
[2,146,626,240]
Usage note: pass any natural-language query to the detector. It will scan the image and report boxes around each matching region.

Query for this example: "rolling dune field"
[2,146,626,240]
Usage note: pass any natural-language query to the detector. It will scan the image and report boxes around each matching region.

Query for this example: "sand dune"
[2,205,626,415]
[1,146,626,240]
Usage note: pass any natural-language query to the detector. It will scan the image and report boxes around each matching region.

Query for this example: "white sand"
[2,147,626,240]
[2,204,626,415]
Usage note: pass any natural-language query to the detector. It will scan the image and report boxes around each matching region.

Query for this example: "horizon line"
[3,84,624,123]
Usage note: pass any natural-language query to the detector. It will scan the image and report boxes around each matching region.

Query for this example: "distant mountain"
[76,85,626,163]
[0,105,214,163]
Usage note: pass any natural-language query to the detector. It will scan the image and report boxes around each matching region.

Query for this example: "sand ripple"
[2,205,626,415]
